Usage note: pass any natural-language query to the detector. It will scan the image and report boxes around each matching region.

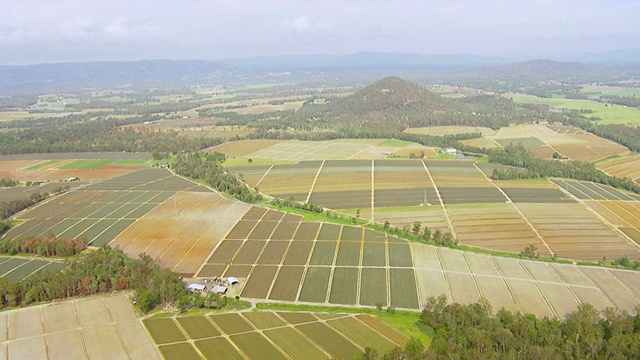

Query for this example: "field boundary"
[473,164,555,256]
[420,160,456,237]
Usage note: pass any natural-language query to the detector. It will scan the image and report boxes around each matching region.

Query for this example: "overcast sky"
[1,0,639,64]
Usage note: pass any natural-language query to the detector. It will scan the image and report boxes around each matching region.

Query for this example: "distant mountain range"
[0,50,639,94]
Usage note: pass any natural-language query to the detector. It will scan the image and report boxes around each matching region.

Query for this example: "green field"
[329,267,359,305]
[0,256,66,282]
[176,317,220,339]
[59,159,115,169]
[159,343,202,360]
[143,318,187,344]
[327,317,398,355]
[299,267,331,302]
[507,93,640,125]
[196,338,244,360]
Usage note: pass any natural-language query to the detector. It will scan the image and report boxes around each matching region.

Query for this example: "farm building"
[187,283,206,292]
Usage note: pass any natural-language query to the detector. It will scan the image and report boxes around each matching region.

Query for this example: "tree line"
[171,152,262,203]
[362,295,640,359]
[488,144,640,194]
[0,234,85,257]
[0,185,70,220]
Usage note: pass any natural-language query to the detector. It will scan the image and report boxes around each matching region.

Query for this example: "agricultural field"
[144,310,406,360]
[0,256,66,282]
[3,168,250,276]
[411,243,640,317]
[488,124,628,161]
[446,203,549,255]
[597,153,640,183]
[198,210,420,309]
[0,153,150,183]
[0,293,161,359]
[216,138,437,161]
[507,93,640,125]
[227,157,640,260]
[404,126,496,136]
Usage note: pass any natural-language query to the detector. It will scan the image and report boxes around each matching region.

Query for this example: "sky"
[1,0,639,64]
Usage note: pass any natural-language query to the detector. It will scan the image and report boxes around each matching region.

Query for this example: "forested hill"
[286,77,559,132]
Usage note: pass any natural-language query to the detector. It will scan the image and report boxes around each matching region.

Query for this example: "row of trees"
[488,144,640,194]
[0,234,85,257]
[0,192,46,219]
[171,152,262,203]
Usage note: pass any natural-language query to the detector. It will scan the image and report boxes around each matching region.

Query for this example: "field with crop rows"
[488,124,628,161]
[144,310,405,360]
[411,243,640,317]
[0,256,66,282]
[198,209,420,309]
[598,154,640,183]
[226,156,640,260]
[0,293,160,359]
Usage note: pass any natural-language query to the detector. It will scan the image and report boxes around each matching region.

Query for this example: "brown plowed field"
[517,203,639,260]
[597,154,640,182]
[111,192,250,276]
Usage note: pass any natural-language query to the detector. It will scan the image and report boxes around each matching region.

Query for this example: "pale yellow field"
[0,293,161,359]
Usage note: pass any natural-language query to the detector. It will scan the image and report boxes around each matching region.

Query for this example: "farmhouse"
[443,148,457,154]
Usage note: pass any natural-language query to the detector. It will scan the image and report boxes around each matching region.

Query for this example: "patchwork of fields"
[195,206,640,318]
[198,207,420,309]
[229,159,640,260]
[144,311,406,360]
[0,293,160,359]
[5,169,200,247]
[412,244,640,318]
[488,124,628,161]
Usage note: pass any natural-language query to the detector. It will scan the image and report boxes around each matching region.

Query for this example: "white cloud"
[281,14,334,34]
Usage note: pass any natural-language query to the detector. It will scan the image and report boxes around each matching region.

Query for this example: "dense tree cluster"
[171,152,262,203]
[0,234,85,257]
[0,177,18,187]
[0,246,185,310]
[424,297,640,359]
[0,116,222,155]
[598,95,640,109]
[364,296,640,359]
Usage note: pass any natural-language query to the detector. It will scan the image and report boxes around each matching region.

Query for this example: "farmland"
[488,124,628,161]
[228,156,640,260]
[411,244,640,317]
[198,209,420,309]
[507,93,640,125]
[0,293,161,359]
[0,256,66,282]
[143,310,406,360]
[597,153,640,183]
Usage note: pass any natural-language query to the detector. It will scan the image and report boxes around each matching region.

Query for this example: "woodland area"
[363,296,640,359]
